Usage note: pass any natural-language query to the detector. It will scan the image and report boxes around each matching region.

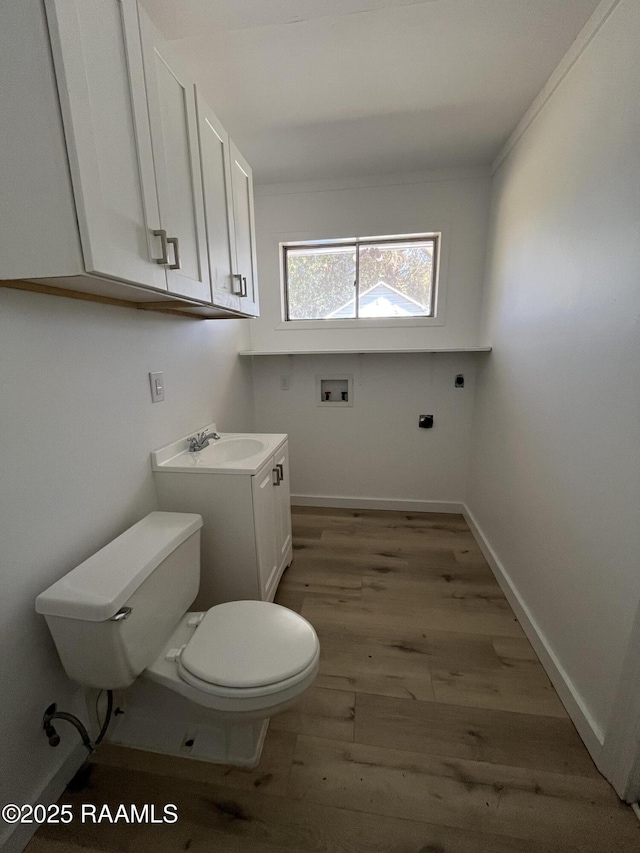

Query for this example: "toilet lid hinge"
[165,644,186,662]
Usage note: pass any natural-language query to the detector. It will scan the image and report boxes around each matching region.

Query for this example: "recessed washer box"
[316,375,354,407]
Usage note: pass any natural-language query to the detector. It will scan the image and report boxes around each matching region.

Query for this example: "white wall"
[467,0,640,741]
[250,168,492,352]
[252,351,481,506]
[0,288,253,850]
[250,171,491,505]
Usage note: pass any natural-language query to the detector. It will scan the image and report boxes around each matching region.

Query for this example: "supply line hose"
[43,690,113,753]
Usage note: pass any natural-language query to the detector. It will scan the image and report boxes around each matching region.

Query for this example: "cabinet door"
[274,443,293,572]
[45,0,167,290]
[195,92,241,312]
[251,463,279,600]
[229,142,260,316]
[139,11,211,303]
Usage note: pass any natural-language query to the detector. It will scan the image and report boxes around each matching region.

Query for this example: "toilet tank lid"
[35,512,203,622]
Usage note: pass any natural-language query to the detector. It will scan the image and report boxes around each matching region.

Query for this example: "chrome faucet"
[187,430,221,452]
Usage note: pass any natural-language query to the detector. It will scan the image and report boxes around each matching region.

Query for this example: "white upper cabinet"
[197,93,260,317]
[139,10,211,303]
[230,143,260,317]
[44,0,167,290]
[1,0,259,318]
[195,93,240,313]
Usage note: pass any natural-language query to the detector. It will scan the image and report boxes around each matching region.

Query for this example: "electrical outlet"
[149,371,165,403]
[280,375,291,391]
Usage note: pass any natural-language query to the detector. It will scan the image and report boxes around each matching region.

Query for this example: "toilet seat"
[178,600,319,692]
[178,646,320,699]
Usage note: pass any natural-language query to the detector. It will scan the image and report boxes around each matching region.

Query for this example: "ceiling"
[142,0,601,184]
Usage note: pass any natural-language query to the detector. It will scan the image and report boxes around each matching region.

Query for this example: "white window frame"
[278,231,448,330]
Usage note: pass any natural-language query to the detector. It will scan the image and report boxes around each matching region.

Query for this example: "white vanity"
[152,426,292,607]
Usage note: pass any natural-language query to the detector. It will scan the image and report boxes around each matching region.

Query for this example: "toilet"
[35,511,319,767]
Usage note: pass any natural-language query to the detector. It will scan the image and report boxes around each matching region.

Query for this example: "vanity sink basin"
[151,426,287,475]
[196,437,266,464]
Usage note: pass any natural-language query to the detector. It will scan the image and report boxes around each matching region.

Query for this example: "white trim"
[462,504,604,761]
[255,165,491,198]
[599,600,640,800]
[291,495,465,514]
[1,743,87,853]
[492,0,622,173]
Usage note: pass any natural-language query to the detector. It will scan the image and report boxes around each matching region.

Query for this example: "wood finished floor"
[27,508,639,853]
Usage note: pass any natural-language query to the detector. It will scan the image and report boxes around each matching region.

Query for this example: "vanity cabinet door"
[251,461,280,600]
[229,142,260,316]
[139,10,211,303]
[273,443,293,574]
[195,92,241,312]
[44,0,167,290]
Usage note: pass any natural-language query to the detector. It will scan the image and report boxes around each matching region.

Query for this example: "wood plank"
[321,528,483,554]
[279,565,362,599]
[270,686,355,741]
[355,692,599,776]
[314,630,434,701]
[281,564,363,590]
[430,662,567,717]
[291,539,413,573]
[272,586,305,613]
[361,512,470,532]
[493,636,538,661]
[362,575,506,609]
[288,736,639,848]
[291,512,364,531]
[302,593,526,640]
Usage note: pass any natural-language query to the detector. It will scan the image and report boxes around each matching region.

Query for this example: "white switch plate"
[149,371,165,403]
[280,375,291,391]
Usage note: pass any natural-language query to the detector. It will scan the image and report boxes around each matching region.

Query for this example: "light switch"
[149,371,165,403]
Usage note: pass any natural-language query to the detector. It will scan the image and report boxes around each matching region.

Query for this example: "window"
[283,234,439,322]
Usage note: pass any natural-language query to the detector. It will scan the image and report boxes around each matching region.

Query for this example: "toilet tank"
[36,512,203,690]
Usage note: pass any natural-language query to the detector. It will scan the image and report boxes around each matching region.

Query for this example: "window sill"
[276,316,444,331]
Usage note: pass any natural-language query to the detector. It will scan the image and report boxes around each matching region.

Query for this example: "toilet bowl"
[36,512,319,767]
[149,601,320,716]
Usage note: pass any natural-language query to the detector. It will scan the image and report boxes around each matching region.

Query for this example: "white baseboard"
[462,504,604,762]
[291,495,465,514]
[2,743,88,853]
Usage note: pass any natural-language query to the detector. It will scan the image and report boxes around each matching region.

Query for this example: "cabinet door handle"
[276,463,284,481]
[272,467,281,486]
[168,236,181,270]
[241,276,248,297]
[153,229,168,265]
[232,273,243,295]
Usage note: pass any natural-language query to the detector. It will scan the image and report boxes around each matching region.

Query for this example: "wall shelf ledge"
[239,347,491,356]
